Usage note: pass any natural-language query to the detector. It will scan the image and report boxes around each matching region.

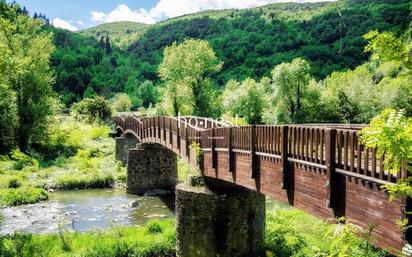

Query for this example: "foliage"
[79,21,149,48]
[360,109,412,200]
[364,30,412,72]
[10,150,39,170]
[0,3,56,152]
[270,58,312,123]
[222,78,267,124]
[0,187,48,207]
[264,207,389,257]
[33,118,81,160]
[159,39,222,116]
[71,97,112,123]
[111,93,132,113]
[129,0,409,86]
[146,220,163,235]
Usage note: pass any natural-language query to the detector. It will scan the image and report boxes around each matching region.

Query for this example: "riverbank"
[0,117,125,207]
[0,204,390,257]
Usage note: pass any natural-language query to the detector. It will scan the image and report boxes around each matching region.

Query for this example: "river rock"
[128,200,139,208]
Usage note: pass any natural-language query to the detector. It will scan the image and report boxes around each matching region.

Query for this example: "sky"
[12,0,335,31]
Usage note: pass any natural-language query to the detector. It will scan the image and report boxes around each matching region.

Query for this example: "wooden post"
[211,129,216,169]
[281,126,289,189]
[176,119,181,151]
[157,116,161,142]
[228,127,233,172]
[163,117,166,143]
[185,126,189,158]
[325,129,337,208]
[169,118,173,146]
[250,125,257,178]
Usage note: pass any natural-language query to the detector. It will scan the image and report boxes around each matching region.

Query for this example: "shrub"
[0,187,48,207]
[10,150,39,170]
[71,97,112,123]
[35,123,80,160]
[146,221,162,235]
[8,177,22,189]
[89,125,110,140]
[111,93,132,113]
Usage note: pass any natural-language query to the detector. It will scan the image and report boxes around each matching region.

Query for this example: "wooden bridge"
[114,114,410,254]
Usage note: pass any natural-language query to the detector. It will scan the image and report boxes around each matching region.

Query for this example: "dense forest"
[49,0,410,108]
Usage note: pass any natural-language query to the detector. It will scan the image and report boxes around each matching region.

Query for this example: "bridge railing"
[114,115,408,185]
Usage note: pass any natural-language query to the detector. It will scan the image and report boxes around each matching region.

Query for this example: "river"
[0,188,175,234]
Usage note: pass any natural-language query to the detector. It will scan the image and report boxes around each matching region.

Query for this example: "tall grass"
[0,187,48,206]
[0,219,175,257]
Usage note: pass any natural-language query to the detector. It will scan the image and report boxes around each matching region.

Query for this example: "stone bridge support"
[115,134,139,165]
[176,180,265,257]
[127,143,177,195]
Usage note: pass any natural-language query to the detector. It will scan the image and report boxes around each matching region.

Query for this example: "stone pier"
[115,134,139,165]
[176,181,265,257]
[127,143,177,195]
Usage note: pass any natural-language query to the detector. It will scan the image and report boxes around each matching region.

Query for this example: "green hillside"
[129,0,410,82]
[79,21,148,48]
[49,0,410,108]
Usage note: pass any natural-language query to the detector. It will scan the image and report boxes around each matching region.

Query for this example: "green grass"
[0,219,175,257]
[0,187,48,206]
[264,205,391,257]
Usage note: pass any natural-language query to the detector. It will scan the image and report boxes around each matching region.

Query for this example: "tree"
[71,97,112,123]
[138,80,159,108]
[111,93,132,113]
[364,30,411,72]
[271,58,312,123]
[0,11,56,152]
[222,78,267,124]
[105,33,112,54]
[158,39,222,116]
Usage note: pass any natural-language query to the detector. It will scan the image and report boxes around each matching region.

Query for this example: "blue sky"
[12,0,335,31]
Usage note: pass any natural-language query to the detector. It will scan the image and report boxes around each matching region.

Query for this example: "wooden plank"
[250,125,258,178]
[281,126,289,189]
[325,129,337,208]
[228,127,233,172]
[211,129,216,169]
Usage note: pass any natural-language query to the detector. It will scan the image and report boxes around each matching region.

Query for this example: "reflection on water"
[0,188,175,234]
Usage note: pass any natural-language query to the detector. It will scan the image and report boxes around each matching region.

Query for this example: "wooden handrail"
[114,114,405,185]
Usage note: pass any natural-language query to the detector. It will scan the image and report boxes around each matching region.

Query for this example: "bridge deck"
[114,115,410,253]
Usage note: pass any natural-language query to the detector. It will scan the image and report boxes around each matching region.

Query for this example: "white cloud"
[91,11,107,21]
[91,4,156,24]
[76,20,84,25]
[52,18,78,31]
[91,0,335,24]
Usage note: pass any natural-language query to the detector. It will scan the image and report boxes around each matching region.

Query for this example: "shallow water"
[0,188,175,234]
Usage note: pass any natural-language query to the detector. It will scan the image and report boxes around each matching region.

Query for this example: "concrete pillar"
[127,143,177,195]
[115,134,139,165]
[176,183,265,257]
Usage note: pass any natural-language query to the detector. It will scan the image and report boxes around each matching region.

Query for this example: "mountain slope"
[79,21,148,48]
[128,0,410,83]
